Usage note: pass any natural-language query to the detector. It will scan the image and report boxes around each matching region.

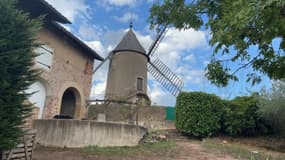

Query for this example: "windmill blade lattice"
[148,58,184,96]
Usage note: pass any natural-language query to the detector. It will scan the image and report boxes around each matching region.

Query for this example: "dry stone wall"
[88,104,175,130]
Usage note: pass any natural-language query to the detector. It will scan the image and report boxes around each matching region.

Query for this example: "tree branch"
[231,53,261,75]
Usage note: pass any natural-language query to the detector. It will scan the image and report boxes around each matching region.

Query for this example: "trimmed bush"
[175,92,225,137]
[222,96,268,136]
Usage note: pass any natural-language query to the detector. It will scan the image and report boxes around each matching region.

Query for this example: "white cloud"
[86,41,106,56]
[46,0,89,22]
[107,0,137,6]
[96,0,138,9]
[103,29,126,48]
[135,27,208,69]
[184,54,195,62]
[114,12,138,23]
[90,81,106,99]
[135,31,153,51]
[149,82,176,106]
[79,24,100,41]
[155,28,207,57]
[184,69,205,84]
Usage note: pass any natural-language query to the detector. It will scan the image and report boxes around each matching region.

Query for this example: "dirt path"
[33,136,237,160]
[173,141,236,160]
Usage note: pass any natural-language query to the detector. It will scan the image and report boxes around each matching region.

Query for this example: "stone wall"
[24,106,40,129]
[37,27,94,119]
[88,104,175,130]
[105,51,148,101]
[33,120,147,148]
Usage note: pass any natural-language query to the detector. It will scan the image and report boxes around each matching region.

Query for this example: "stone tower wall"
[105,51,148,101]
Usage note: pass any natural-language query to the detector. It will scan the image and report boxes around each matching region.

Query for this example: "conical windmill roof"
[113,29,146,54]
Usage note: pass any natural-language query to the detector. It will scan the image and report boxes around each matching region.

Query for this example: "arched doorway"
[26,81,47,119]
[60,87,81,118]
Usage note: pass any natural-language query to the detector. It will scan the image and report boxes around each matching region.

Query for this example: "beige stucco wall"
[105,51,148,101]
[36,27,94,119]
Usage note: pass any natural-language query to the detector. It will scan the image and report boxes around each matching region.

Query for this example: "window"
[137,77,143,91]
[35,45,53,70]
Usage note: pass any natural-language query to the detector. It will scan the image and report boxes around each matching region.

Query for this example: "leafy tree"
[259,80,285,135]
[149,0,285,86]
[0,0,41,153]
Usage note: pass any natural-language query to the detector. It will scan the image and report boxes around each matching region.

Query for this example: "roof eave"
[49,22,104,61]
[17,0,71,24]
[39,0,71,24]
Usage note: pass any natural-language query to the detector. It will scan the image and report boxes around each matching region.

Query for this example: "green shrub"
[175,92,224,137]
[222,96,268,136]
[259,80,285,136]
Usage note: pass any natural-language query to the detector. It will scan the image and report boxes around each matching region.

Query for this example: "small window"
[137,77,143,91]
[35,45,53,70]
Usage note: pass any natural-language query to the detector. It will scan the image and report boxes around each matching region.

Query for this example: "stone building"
[18,0,103,119]
[105,27,149,102]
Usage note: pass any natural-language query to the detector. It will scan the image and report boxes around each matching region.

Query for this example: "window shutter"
[35,45,53,70]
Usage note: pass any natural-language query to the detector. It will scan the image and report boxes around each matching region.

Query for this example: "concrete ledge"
[33,120,147,148]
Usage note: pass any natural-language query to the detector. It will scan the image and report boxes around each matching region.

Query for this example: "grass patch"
[202,138,285,160]
[81,140,176,155]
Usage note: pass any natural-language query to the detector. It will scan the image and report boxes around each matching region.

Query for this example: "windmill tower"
[93,25,184,103]
[105,24,149,102]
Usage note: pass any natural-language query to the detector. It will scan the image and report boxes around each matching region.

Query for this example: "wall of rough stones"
[24,106,40,129]
[88,103,175,130]
[36,27,94,119]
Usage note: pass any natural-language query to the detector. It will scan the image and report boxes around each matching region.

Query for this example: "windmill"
[93,24,184,102]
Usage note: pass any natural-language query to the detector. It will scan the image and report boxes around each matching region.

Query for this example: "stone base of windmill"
[87,103,175,130]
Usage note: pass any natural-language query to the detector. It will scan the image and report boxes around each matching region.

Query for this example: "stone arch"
[57,81,85,119]
[60,87,81,118]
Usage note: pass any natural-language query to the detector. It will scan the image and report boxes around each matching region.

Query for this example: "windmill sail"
[147,26,168,57]
[148,58,184,96]
[92,52,112,74]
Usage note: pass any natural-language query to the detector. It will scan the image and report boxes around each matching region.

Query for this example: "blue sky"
[46,0,271,106]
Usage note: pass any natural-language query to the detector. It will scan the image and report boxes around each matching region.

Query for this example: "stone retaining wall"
[88,104,175,130]
[33,120,147,148]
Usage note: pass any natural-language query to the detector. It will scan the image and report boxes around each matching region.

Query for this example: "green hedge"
[176,92,225,137]
[176,92,268,138]
[222,96,268,136]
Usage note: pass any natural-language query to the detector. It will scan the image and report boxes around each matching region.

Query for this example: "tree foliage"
[223,95,268,136]
[0,0,41,151]
[259,80,285,135]
[176,92,269,137]
[149,0,285,86]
